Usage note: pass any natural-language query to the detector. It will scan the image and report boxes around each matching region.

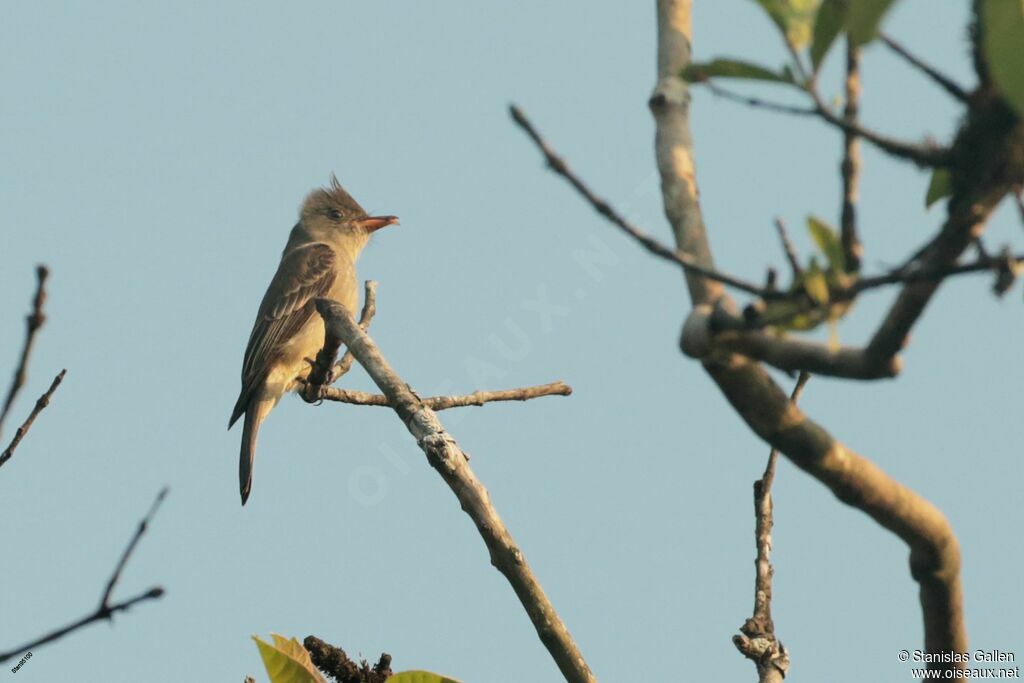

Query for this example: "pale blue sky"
[1,2,1020,682]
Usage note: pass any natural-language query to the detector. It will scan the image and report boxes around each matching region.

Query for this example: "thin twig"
[331,280,378,383]
[1,265,49,440]
[733,372,809,682]
[510,103,770,298]
[701,79,951,167]
[310,381,572,410]
[879,33,969,102]
[841,39,864,272]
[0,487,168,663]
[315,299,596,683]
[706,82,817,116]
[773,218,803,279]
[0,370,66,470]
[807,87,951,168]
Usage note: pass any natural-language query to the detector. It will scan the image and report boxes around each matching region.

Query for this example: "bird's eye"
[327,208,343,221]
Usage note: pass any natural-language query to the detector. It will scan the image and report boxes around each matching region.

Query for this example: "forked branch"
[0,487,168,663]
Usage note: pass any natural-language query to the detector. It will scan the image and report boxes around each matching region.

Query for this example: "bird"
[229,175,398,505]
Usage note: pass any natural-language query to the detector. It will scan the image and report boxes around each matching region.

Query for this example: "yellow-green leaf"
[982,0,1024,116]
[810,0,848,69]
[254,634,326,683]
[751,0,821,49]
[846,0,902,45]
[761,298,828,331]
[682,59,794,83]
[925,168,953,208]
[807,216,847,273]
[801,260,831,305]
[385,672,462,683]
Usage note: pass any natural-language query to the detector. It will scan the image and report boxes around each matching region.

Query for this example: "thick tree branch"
[879,32,969,102]
[309,381,572,410]
[652,0,967,670]
[733,372,809,683]
[865,185,1011,360]
[305,281,378,394]
[0,487,167,663]
[314,299,596,683]
[1,265,49,440]
[0,369,66,470]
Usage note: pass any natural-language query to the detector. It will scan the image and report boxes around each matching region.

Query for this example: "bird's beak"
[355,215,399,232]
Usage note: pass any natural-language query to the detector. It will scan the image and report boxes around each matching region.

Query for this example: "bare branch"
[706,82,817,116]
[0,487,167,663]
[841,39,864,272]
[0,369,66,470]
[311,381,572,410]
[773,218,803,279]
[510,103,765,299]
[706,324,900,379]
[880,32,969,102]
[733,373,809,682]
[331,280,378,383]
[808,87,951,168]
[1,265,49,439]
[314,299,596,683]
[866,185,1011,360]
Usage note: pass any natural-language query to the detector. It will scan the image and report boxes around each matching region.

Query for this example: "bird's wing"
[229,242,337,427]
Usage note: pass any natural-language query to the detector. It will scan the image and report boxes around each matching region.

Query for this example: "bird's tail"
[239,400,272,506]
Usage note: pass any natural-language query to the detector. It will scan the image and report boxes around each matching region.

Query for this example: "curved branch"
[652,0,966,669]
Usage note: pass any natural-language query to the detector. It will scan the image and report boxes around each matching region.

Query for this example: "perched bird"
[229,176,397,505]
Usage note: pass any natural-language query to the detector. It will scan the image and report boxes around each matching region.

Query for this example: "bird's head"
[299,174,398,254]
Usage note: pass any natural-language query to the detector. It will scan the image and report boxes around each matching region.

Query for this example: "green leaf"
[253,634,326,683]
[751,0,821,49]
[925,168,953,208]
[982,0,1024,116]
[385,672,462,683]
[761,298,828,331]
[682,59,794,83]
[801,259,831,305]
[846,0,902,45]
[807,216,847,273]
[810,0,848,69]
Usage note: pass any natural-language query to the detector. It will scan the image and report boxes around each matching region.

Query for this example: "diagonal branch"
[511,103,766,299]
[0,487,168,663]
[0,369,66,470]
[879,32,969,102]
[807,86,951,168]
[314,299,596,683]
[1,265,49,440]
